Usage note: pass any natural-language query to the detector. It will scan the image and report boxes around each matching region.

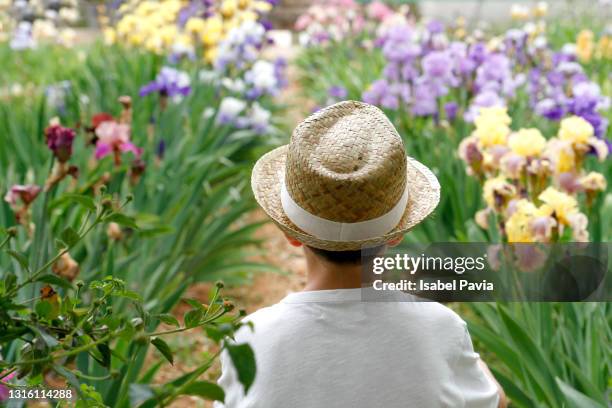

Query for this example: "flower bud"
[118,95,132,109]
[101,198,113,209]
[222,299,235,312]
[52,252,80,282]
[107,222,123,241]
[44,124,76,163]
[67,165,79,179]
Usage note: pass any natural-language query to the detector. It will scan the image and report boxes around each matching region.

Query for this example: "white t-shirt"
[215,288,499,408]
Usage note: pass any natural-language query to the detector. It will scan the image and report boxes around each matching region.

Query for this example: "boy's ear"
[387,235,404,247]
[284,233,303,247]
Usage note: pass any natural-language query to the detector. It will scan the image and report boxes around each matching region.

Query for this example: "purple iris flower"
[156,139,166,159]
[476,54,511,84]
[426,20,444,34]
[535,99,565,121]
[328,86,348,99]
[260,19,273,31]
[444,102,459,121]
[411,82,437,116]
[578,112,608,138]
[362,79,390,106]
[383,62,401,82]
[139,67,191,98]
[382,25,421,62]
[422,51,453,79]
[465,91,505,121]
[468,42,488,65]
[177,4,197,26]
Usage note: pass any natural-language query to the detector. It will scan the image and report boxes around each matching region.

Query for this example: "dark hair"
[307,245,384,265]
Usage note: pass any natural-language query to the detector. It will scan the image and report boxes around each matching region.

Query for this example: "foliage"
[0,39,281,405]
[0,195,255,407]
[467,303,611,408]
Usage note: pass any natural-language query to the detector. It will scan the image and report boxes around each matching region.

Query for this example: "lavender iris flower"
[139,67,191,98]
[328,86,348,99]
[444,102,459,121]
[355,19,609,141]
[426,20,444,34]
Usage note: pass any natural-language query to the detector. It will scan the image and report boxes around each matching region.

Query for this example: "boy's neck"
[302,247,362,291]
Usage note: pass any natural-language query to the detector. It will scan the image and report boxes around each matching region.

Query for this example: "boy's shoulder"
[237,296,467,338]
[232,303,289,343]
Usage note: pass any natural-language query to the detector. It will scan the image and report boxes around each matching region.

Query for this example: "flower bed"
[0,1,284,405]
[294,2,611,407]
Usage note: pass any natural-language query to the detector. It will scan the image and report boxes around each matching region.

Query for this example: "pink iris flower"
[0,371,16,402]
[94,121,142,164]
[4,184,41,208]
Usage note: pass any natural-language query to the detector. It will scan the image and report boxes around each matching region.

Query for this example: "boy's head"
[284,234,403,265]
[251,101,440,256]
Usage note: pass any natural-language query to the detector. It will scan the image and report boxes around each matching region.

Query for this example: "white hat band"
[280,179,409,242]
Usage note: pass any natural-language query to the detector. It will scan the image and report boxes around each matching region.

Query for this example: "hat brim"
[251,145,441,251]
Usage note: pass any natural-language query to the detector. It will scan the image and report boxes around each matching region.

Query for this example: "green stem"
[149,309,228,337]
[4,333,112,367]
[161,349,222,406]
[203,286,221,320]
[0,366,17,378]
[0,379,29,389]
[71,370,113,381]
[8,217,101,297]
[0,235,11,250]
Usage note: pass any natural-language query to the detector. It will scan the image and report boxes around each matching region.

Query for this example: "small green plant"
[0,194,255,407]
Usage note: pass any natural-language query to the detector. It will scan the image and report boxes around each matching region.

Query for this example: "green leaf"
[183,298,206,311]
[35,274,73,290]
[151,337,174,365]
[62,193,96,211]
[226,343,256,394]
[184,309,203,328]
[97,343,111,368]
[556,378,606,408]
[490,366,534,408]
[54,365,81,392]
[497,305,561,405]
[3,273,17,293]
[30,325,59,347]
[6,249,30,272]
[155,314,179,327]
[205,326,224,343]
[182,381,225,402]
[118,289,143,302]
[139,361,164,384]
[129,383,156,407]
[60,227,81,247]
[105,213,139,229]
[35,301,53,319]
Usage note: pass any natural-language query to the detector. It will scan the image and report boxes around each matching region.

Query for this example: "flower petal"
[95,143,112,159]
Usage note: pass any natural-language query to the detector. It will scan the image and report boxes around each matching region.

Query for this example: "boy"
[216,101,506,407]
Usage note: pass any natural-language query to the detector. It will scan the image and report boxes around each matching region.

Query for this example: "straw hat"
[251,101,440,251]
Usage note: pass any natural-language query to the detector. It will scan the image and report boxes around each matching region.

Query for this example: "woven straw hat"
[251,101,440,251]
